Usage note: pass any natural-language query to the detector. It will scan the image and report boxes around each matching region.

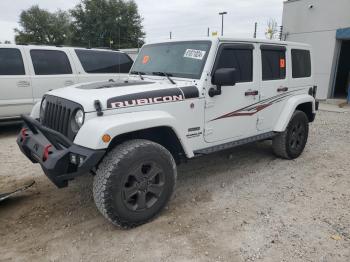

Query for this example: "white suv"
[0,45,133,120]
[17,37,318,228]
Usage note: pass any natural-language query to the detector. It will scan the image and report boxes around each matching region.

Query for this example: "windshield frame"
[130,40,212,80]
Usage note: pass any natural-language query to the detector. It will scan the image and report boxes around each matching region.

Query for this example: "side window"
[30,50,72,75]
[0,48,25,75]
[292,49,311,78]
[261,46,286,81]
[75,49,133,74]
[215,46,253,83]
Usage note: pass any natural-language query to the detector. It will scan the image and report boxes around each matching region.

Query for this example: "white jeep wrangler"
[17,37,318,228]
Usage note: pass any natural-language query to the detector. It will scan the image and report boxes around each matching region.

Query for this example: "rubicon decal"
[110,95,184,108]
[107,86,199,109]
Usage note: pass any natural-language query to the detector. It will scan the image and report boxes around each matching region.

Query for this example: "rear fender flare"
[274,94,315,132]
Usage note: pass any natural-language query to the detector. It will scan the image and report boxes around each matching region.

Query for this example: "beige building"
[282,0,350,99]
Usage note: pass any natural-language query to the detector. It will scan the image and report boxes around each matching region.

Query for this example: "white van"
[0,45,133,120]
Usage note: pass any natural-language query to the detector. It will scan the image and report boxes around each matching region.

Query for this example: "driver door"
[204,43,259,143]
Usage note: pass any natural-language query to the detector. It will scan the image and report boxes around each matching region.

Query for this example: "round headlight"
[74,109,84,128]
[42,98,47,111]
[40,98,47,121]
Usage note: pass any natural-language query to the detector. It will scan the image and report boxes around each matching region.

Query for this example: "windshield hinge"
[94,100,104,116]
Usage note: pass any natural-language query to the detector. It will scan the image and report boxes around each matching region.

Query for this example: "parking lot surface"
[0,110,349,262]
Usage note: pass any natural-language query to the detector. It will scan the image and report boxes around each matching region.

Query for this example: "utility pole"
[116,17,121,49]
[219,12,227,36]
[170,31,172,39]
[207,27,210,37]
[253,22,257,38]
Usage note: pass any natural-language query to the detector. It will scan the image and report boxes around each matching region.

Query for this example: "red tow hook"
[20,128,28,142]
[43,144,52,162]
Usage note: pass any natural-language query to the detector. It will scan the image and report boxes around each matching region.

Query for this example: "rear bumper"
[17,115,105,188]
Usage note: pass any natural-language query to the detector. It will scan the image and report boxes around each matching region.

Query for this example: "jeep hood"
[47,79,199,112]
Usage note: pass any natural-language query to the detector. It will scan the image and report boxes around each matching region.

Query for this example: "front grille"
[43,102,71,136]
[42,95,82,141]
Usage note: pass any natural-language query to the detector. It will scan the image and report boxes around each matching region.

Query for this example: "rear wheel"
[272,110,309,159]
[93,139,177,228]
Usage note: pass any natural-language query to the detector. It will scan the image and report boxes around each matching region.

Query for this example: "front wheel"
[93,139,177,228]
[272,110,309,159]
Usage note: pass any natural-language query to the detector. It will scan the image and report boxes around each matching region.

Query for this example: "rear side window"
[30,50,72,75]
[292,49,311,78]
[261,46,286,81]
[0,48,25,75]
[215,46,253,83]
[75,49,133,74]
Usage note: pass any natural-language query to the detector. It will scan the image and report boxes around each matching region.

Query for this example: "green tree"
[14,5,72,45]
[70,0,145,48]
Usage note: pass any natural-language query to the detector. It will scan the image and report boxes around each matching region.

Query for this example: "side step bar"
[194,132,276,155]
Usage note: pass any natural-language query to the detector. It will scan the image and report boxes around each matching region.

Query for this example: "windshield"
[131,41,211,79]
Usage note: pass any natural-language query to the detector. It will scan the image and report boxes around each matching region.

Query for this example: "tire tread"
[93,139,177,229]
[272,110,309,160]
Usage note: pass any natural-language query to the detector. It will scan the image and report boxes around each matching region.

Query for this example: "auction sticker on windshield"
[184,49,206,60]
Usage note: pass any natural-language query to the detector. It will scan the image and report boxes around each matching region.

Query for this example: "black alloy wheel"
[122,161,165,211]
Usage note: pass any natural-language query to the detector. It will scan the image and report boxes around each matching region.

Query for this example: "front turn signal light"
[102,134,111,143]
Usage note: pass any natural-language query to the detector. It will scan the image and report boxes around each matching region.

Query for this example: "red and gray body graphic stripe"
[210,89,303,121]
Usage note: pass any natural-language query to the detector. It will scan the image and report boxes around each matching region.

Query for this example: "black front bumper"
[17,115,105,188]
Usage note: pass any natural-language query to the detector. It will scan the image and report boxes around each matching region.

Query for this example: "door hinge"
[204,128,213,136]
[205,100,215,108]
[257,117,264,128]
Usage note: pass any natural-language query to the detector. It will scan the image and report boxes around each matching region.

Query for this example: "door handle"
[277,87,288,92]
[245,90,259,96]
[17,81,30,87]
[64,80,75,86]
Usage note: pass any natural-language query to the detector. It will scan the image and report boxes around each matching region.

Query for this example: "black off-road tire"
[93,139,177,228]
[272,110,309,159]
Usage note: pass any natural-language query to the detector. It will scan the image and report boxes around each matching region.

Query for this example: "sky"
[0,0,284,44]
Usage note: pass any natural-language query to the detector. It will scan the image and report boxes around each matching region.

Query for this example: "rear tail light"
[308,86,317,98]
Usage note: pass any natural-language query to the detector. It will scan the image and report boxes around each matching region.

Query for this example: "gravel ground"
[0,110,349,262]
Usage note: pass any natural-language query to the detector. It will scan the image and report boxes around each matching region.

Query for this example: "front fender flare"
[274,94,315,132]
[74,110,193,157]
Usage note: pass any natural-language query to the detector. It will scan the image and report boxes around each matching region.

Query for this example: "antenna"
[253,22,257,38]
[279,26,283,41]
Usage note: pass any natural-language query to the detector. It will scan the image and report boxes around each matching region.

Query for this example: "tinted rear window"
[0,48,25,75]
[292,49,311,78]
[75,49,133,74]
[30,50,72,75]
[261,47,286,81]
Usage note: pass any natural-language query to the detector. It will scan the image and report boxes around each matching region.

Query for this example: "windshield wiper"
[152,72,176,85]
[130,71,145,80]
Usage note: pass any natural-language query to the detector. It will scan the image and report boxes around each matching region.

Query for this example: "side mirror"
[212,68,236,86]
[209,68,237,97]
